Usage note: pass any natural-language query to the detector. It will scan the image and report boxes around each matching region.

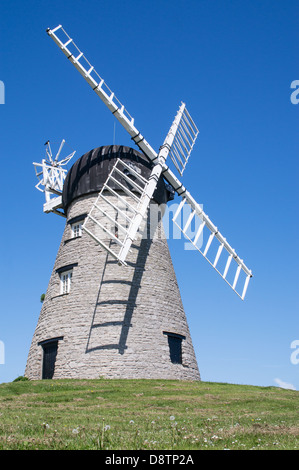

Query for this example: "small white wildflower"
[72,428,79,434]
[129,420,135,424]
[170,415,175,421]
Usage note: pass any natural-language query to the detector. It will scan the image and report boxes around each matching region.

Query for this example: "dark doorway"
[41,340,59,379]
[163,332,186,364]
[168,336,182,364]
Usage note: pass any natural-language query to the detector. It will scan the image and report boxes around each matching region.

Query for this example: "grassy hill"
[0,378,298,450]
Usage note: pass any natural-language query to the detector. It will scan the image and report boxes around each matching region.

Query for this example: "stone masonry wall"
[25,192,200,381]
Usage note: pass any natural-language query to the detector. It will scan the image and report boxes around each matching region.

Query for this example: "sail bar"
[223,254,233,279]
[213,243,224,267]
[241,274,251,300]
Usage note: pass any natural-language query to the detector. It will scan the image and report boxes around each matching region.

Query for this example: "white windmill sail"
[46,24,253,299]
[168,107,199,175]
[172,197,252,300]
[82,158,149,262]
[46,25,159,163]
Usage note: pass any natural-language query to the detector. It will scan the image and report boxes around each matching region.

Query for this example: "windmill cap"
[62,145,174,213]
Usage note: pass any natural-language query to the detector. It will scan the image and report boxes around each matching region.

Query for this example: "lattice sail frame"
[82,159,149,263]
[172,198,251,300]
[169,107,199,176]
[46,24,253,299]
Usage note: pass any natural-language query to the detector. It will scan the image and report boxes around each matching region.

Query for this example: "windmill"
[25,25,252,381]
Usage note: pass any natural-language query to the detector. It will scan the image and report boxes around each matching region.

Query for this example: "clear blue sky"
[0,0,298,388]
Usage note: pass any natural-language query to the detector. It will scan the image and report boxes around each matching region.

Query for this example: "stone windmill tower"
[26,144,200,380]
[25,25,252,381]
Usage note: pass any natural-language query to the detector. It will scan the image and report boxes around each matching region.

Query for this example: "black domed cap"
[62,145,174,213]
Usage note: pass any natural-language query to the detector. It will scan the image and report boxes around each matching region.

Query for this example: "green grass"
[0,378,298,450]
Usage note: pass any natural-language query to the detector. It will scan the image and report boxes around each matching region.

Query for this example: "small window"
[71,222,82,238]
[163,332,185,364]
[60,269,72,294]
[67,214,86,239]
